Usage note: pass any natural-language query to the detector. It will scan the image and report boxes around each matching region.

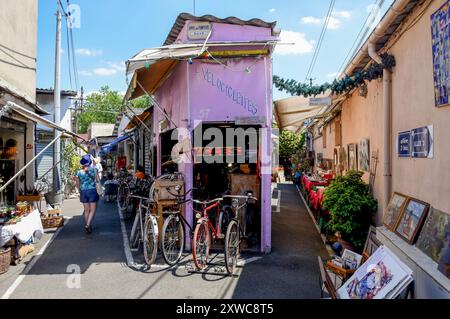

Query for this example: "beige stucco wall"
[390,0,450,214]
[0,0,38,101]
[312,0,450,223]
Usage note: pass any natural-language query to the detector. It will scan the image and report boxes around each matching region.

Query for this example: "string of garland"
[273,53,396,97]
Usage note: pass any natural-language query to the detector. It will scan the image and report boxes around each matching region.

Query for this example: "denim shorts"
[80,189,99,203]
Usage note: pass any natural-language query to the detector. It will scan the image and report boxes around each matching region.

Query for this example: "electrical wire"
[336,0,384,78]
[304,0,335,82]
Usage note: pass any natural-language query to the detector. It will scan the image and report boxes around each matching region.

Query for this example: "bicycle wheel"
[117,184,130,213]
[161,214,185,266]
[143,215,159,266]
[224,220,239,274]
[192,219,211,271]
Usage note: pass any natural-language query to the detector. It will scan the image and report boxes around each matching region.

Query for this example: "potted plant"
[322,170,378,253]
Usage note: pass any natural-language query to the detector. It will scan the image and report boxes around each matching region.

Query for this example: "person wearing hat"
[75,155,100,234]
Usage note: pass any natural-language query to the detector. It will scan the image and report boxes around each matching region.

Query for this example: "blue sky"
[36,0,394,99]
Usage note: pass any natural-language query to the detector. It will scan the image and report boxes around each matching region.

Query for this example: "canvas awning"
[274,93,331,133]
[101,134,132,152]
[5,101,85,140]
[124,110,152,131]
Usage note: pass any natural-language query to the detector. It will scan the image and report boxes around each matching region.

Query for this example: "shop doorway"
[192,123,262,248]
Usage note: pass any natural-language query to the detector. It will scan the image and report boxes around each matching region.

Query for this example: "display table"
[302,175,329,193]
[309,187,326,211]
[0,210,44,247]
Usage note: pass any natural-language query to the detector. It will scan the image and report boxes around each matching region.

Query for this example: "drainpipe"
[368,41,392,213]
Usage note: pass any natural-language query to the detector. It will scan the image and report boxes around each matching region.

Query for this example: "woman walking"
[75,155,100,234]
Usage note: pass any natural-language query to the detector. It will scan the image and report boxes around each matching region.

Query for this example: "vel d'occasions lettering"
[202,67,258,115]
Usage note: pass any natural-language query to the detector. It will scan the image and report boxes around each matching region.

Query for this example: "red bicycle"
[191,197,229,271]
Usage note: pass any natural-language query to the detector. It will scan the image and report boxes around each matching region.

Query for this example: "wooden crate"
[41,216,64,229]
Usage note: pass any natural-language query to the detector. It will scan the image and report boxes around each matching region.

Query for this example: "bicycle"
[191,197,229,272]
[160,186,194,266]
[223,192,258,274]
[128,194,159,266]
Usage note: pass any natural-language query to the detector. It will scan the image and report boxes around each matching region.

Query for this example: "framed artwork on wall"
[383,193,409,231]
[416,208,450,263]
[348,143,358,171]
[358,139,370,171]
[431,1,450,107]
[438,239,450,279]
[395,198,430,245]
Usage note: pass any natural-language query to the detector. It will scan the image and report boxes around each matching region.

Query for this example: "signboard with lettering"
[309,97,332,106]
[398,131,411,158]
[411,125,434,158]
[187,22,212,40]
[235,116,266,126]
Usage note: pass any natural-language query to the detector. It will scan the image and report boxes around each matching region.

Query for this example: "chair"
[318,256,338,299]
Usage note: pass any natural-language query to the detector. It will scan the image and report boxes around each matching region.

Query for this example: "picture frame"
[342,249,363,270]
[437,238,450,279]
[363,225,381,258]
[383,192,409,231]
[395,198,430,245]
[358,139,370,172]
[416,208,450,263]
[348,143,358,171]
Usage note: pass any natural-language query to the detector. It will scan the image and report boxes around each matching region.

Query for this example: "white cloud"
[327,72,341,78]
[275,30,314,55]
[333,10,351,19]
[76,48,103,57]
[93,68,117,76]
[301,16,322,25]
[79,70,93,76]
[107,61,126,72]
[300,10,352,30]
[269,8,276,13]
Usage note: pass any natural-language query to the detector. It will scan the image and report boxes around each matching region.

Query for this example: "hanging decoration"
[273,53,396,97]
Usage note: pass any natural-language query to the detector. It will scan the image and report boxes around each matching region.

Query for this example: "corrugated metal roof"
[164,12,277,46]
[36,88,78,97]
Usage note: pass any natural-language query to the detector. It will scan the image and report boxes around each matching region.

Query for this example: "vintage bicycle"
[222,192,258,274]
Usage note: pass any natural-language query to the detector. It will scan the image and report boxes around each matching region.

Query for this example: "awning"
[101,135,132,152]
[124,110,152,131]
[5,101,85,140]
[125,41,277,101]
[274,94,332,133]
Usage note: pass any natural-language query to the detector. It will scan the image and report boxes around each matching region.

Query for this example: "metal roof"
[164,12,277,46]
[36,88,78,97]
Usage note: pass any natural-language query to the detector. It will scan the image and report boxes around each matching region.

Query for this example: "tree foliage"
[279,130,304,159]
[130,95,151,109]
[322,171,378,251]
[77,86,123,133]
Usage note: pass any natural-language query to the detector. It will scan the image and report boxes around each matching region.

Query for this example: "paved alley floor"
[0,183,329,299]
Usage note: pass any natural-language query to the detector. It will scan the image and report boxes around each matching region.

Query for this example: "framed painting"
[416,208,450,263]
[395,198,430,244]
[358,139,370,172]
[431,1,450,107]
[348,143,358,171]
[363,226,381,259]
[383,193,409,231]
[438,239,450,279]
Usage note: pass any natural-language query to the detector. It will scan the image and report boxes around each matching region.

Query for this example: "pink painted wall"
[153,21,276,253]
[175,21,277,44]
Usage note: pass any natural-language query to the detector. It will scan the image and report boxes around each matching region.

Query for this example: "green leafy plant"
[322,170,378,251]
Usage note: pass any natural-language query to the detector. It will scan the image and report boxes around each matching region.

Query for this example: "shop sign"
[398,131,411,158]
[235,116,266,126]
[412,125,434,158]
[310,97,332,106]
[187,22,212,40]
[194,146,243,157]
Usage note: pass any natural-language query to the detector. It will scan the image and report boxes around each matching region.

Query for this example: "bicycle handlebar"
[222,195,258,201]
[191,198,223,206]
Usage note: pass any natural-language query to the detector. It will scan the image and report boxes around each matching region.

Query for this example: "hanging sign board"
[309,97,332,106]
[235,116,266,126]
[187,22,212,40]
[411,125,434,158]
[398,131,411,158]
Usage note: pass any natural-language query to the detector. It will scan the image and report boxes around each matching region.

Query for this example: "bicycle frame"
[193,200,224,240]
